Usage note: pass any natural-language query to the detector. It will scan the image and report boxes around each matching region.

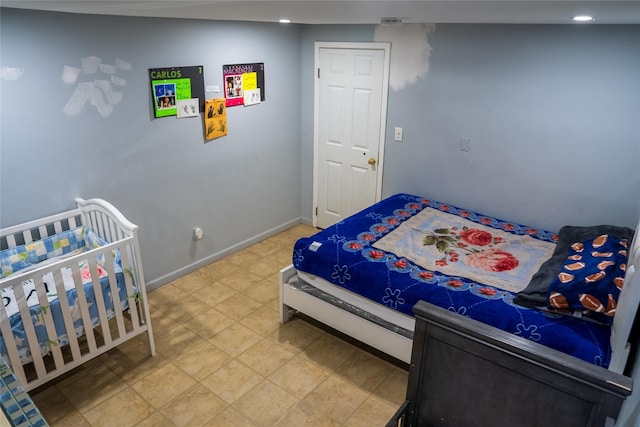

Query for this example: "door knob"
[368,157,376,166]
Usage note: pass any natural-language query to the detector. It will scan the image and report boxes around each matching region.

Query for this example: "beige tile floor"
[29,224,409,426]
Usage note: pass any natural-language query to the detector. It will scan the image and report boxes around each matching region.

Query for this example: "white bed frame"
[280,217,640,422]
[0,198,155,391]
[280,268,414,363]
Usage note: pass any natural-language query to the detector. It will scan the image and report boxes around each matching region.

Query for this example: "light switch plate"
[394,127,403,142]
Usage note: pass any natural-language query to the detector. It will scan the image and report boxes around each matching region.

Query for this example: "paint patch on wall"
[374,23,435,91]
[1,66,24,81]
[62,66,81,84]
[62,57,131,118]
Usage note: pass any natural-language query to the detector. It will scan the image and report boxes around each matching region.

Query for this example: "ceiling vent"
[380,17,403,26]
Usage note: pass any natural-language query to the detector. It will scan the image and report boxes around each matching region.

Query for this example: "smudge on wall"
[374,23,436,91]
[1,66,24,80]
[62,57,131,118]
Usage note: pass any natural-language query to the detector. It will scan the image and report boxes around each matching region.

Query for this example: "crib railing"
[1,210,81,250]
[0,198,155,391]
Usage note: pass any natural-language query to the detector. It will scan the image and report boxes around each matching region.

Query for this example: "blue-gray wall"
[1,8,302,288]
[2,9,639,289]
[300,24,640,232]
[383,24,640,232]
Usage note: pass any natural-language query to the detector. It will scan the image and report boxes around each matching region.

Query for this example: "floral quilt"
[292,193,613,367]
[372,207,556,293]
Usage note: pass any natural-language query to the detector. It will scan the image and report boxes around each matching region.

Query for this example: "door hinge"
[315,207,318,216]
[317,68,320,79]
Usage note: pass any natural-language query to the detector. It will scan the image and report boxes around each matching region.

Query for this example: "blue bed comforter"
[293,194,612,367]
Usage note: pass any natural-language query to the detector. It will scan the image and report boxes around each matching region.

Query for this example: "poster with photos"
[149,65,205,118]
[204,98,227,140]
[223,63,265,107]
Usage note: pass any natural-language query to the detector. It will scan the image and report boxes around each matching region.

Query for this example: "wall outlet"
[394,127,403,142]
[193,227,204,240]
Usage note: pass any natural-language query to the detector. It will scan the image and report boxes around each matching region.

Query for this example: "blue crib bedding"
[0,268,129,364]
[292,193,613,367]
[0,229,131,364]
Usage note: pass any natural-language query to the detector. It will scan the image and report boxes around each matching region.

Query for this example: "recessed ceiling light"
[573,15,595,22]
[279,18,291,24]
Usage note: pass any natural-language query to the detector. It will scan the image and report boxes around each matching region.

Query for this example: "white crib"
[0,198,155,391]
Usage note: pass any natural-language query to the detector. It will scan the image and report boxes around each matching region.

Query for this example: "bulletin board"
[223,63,265,107]
[149,66,205,118]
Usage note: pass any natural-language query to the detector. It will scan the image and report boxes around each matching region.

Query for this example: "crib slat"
[104,251,127,338]
[113,225,123,243]
[102,215,112,242]
[52,221,64,235]
[0,301,27,386]
[107,218,118,242]
[12,279,48,379]
[120,246,141,328]
[87,257,112,346]
[50,267,84,363]
[70,217,78,229]
[115,218,125,242]
[103,215,112,243]
[23,230,34,244]
[130,233,156,356]
[90,212,100,237]
[89,212,99,236]
[99,214,111,243]
[6,234,17,248]
[69,262,98,355]
[37,225,48,240]
[34,271,67,371]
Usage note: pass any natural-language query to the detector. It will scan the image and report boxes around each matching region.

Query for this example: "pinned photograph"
[155,83,176,109]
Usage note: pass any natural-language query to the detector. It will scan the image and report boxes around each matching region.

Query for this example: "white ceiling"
[2,0,640,25]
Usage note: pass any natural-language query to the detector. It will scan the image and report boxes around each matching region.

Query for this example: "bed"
[279,193,640,423]
[0,198,155,391]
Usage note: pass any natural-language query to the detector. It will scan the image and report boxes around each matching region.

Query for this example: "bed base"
[387,301,633,427]
[279,265,412,363]
[0,198,155,391]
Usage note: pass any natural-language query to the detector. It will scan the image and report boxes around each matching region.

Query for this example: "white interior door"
[314,42,390,229]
